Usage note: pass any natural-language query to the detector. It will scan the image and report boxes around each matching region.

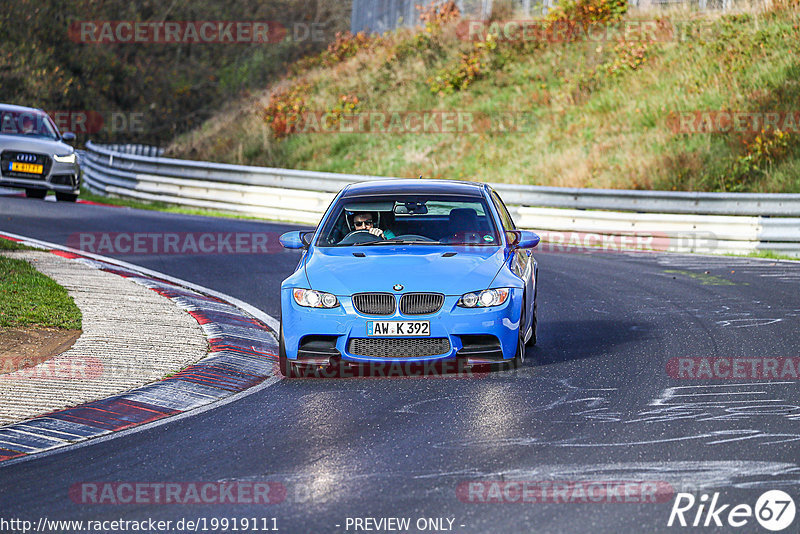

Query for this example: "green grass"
[663,269,743,285]
[167,2,800,193]
[0,239,36,252]
[0,256,82,329]
[745,250,800,261]
[78,188,292,223]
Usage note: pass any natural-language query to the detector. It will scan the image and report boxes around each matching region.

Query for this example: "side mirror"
[505,230,520,248]
[517,230,540,249]
[507,230,539,249]
[280,231,312,249]
[62,132,76,142]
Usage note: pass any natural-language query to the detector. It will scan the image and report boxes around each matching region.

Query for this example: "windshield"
[0,109,60,140]
[316,194,501,247]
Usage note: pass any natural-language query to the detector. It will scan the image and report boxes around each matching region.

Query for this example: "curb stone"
[0,250,207,424]
[0,234,280,464]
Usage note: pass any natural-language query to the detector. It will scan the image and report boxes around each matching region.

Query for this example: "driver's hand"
[367,228,385,238]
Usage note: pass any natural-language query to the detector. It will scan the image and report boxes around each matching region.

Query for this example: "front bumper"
[281,289,523,365]
[0,153,81,194]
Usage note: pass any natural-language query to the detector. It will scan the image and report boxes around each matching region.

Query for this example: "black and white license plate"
[367,321,430,337]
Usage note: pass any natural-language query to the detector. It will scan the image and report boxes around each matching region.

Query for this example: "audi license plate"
[367,321,430,337]
[10,162,43,174]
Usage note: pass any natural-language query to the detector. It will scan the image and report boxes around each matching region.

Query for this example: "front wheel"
[526,297,537,347]
[501,321,525,371]
[278,323,293,377]
[25,188,47,199]
[55,192,78,202]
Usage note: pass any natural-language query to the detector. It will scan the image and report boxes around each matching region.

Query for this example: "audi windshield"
[0,108,60,140]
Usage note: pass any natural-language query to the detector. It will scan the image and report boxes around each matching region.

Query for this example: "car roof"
[343,179,486,198]
[0,103,47,114]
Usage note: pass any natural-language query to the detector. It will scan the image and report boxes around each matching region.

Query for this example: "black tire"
[278,325,319,378]
[25,188,47,199]
[55,192,78,202]
[526,297,538,347]
[278,323,293,378]
[501,318,525,371]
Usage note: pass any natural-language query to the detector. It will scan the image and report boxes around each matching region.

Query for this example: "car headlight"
[457,288,510,308]
[293,288,339,308]
[53,153,76,163]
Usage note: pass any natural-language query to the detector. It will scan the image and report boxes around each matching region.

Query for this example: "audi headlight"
[293,288,339,308]
[53,153,76,163]
[458,288,510,308]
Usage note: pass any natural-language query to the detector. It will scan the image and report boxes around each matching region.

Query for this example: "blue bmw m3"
[278,179,540,377]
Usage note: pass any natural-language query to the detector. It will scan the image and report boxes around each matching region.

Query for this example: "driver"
[351,212,395,240]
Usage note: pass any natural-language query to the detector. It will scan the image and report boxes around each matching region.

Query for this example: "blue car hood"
[304,246,507,296]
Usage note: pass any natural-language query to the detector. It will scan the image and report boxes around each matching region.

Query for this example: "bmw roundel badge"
[393,284,404,291]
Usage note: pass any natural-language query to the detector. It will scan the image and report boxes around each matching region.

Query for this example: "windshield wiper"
[352,240,437,246]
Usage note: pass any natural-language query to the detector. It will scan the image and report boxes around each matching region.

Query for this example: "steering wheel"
[389,234,436,242]
[338,230,383,245]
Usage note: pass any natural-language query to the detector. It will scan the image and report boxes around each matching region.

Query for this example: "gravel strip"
[0,251,208,425]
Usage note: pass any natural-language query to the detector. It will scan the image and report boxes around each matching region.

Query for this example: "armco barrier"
[82,142,800,257]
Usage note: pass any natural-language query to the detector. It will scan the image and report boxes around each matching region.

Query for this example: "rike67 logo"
[668,490,796,531]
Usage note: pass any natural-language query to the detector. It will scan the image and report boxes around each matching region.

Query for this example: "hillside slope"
[167,0,800,192]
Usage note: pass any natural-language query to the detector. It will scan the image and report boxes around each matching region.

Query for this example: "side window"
[491,191,516,231]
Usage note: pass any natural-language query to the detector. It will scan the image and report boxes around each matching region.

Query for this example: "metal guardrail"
[352,0,739,34]
[102,144,165,157]
[82,142,800,257]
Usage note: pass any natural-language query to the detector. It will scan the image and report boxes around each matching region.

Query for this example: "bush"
[722,129,794,191]
[428,34,497,94]
[547,0,628,25]
[262,84,309,139]
[417,1,461,28]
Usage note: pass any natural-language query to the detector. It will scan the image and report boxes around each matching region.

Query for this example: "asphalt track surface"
[1,194,799,533]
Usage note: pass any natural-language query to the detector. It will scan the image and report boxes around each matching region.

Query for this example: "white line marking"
[0,230,284,468]
[0,374,283,470]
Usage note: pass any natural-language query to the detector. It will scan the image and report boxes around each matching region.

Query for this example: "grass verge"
[745,250,800,261]
[77,188,289,223]
[167,0,800,193]
[0,239,36,252]
[0,255,82,330]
